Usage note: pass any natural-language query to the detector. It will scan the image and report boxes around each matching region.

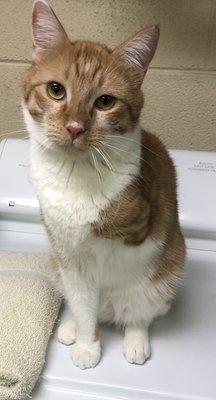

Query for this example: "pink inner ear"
[32,46,45,64]
[113,26,159,85]
[32,0,69,56]
[125,26,159,68]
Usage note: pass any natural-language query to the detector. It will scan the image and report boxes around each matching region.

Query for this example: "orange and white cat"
[22,0,185,369]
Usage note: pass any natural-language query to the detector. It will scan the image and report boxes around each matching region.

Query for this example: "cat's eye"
[95,95,116,111]
[47,82,66,100]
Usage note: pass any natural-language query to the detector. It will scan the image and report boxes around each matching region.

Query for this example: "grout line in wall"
[0,59,30,66]
[0,59,216,74]
[149,66,216,73]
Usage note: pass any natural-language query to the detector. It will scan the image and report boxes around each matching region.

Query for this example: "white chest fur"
[25,106,166,326]
[30,140,139,247]
[28,137,168,330]
[30,130,158,248]
[30,143,163,288]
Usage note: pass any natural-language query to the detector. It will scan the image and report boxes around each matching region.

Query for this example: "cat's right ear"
[32,0,69,63]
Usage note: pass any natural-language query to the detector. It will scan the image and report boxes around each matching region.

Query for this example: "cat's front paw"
[58,320,76,345]
[123,337,150,365]
[70,340,101,369]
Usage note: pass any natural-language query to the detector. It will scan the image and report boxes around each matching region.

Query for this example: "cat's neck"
[29,123,142,201]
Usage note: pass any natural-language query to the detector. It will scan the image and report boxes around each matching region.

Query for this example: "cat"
[22,0,185,369]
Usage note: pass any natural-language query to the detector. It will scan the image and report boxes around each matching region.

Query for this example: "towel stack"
[0,252,62,400]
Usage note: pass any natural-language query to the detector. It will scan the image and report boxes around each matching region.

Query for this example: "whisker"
[1,118,44,128]
[94,147,114,172]
[103,142,133,154]
[0,130,28,137]
[105,134,164,160]
[91,150,96,171]
[104,142,152,168]
[57,158,67,177]
[0,124,26,130]
[0,118,25,124]
[32,137,53,155]
[91,150,103,186]
[93,142,139,178]
[0,135,28,142]
[105,139,137,152]
[33,136,50,147]
[101,147,116,170]
[65,160,76,192]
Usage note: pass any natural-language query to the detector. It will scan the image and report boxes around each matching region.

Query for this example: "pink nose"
[66,121,85,140]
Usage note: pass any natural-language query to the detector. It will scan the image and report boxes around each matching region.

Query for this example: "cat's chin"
[50,139,90,156]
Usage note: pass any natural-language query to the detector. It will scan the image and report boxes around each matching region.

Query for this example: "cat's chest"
[31,162,104,227]
[38,188,96,249]
[30,148,139,247]
[39,184,100,228]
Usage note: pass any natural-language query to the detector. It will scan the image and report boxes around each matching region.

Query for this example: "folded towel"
[0,252,62,400]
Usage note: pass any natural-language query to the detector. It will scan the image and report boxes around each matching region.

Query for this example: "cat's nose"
[66,121,85,141]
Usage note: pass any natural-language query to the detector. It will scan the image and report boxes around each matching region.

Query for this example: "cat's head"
[23,0,159,155]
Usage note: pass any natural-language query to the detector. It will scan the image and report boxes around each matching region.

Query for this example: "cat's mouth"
[46,132,93,154]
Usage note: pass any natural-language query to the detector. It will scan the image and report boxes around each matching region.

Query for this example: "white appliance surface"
[170,150,216,240]
[0,139,216,399]
[0,138,39,219]
[0,233,215,400]
[0,139,216,239]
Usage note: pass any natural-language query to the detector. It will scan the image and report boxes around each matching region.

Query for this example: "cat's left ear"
[32,0,69,63]
[112,26,159,86]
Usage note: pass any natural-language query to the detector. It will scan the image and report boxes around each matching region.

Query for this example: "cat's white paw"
[123,337,150,365]
[58,320,76,345]
[70,341,101,369]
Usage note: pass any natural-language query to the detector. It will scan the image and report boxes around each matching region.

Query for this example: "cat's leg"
[58,319,76,345]
[123,323,151,365]
[117,281,171,365]
[61,267,101,369]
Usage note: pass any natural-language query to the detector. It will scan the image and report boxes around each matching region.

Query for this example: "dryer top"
[0,139,215,239]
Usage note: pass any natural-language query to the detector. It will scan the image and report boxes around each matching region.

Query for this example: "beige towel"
[0,252,62,400]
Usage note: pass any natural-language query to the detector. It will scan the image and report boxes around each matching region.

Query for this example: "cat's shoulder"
[141,130,176,172]
[141,130,169,158]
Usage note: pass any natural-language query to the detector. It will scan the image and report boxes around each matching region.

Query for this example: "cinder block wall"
[1,0,215,150]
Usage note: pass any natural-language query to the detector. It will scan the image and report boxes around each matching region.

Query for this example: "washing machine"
[0,138,216,400]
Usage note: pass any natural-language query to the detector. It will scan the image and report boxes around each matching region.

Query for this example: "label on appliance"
[188,161,216,173]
